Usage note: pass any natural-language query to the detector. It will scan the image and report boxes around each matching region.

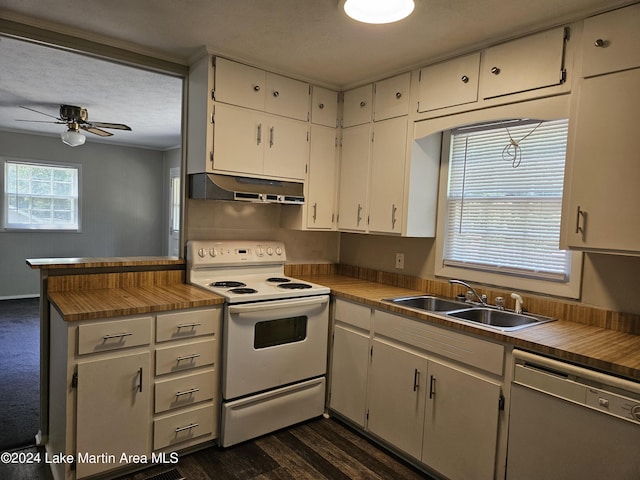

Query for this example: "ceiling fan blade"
[82,126,113,137]
[90,122,132,131]
[19,105,61,120]
[15,119,65,124]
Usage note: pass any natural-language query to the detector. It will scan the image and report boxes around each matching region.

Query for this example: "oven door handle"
[228,295,329,314]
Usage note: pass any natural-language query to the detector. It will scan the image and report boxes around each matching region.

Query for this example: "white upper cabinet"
[306,124,338,229]
[581,3,640,77]
[480,26,567,99]
[214,57,265,111]
[343,84,373,127]
[373,72,411,121]
[311,86,339,127]
[264,72,310,121]
[418,53,480,112]
[338,123,372,232]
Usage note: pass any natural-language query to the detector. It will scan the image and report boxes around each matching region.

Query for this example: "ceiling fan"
[17,104,132,147]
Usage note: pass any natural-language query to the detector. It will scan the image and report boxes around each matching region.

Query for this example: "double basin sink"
[383,295,556,332]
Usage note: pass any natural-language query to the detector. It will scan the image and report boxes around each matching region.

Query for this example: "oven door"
[222,295,329,400]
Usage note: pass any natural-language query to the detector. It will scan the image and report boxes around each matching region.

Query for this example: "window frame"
[2,157,82,232]
[435,128,582,299]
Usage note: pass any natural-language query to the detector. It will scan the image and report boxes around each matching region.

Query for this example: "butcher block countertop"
[48,284,224,322]
[297,273,640,382]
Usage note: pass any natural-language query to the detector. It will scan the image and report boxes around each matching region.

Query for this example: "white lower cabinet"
[329,299,505,480]
[48,306,221,480]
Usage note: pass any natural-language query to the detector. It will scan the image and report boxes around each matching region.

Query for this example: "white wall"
[0,131,167,298]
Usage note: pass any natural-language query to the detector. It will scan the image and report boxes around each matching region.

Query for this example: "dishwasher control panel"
[585,387,640,423]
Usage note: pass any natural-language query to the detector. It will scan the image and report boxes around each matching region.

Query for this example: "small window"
[437,118,581,297]
[3,159,80,231]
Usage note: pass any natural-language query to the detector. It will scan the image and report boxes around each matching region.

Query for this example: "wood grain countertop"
[49,284,224,322]
[27,256,185,270]
[297,273,640,382]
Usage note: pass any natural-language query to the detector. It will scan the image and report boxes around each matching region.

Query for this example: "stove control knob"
[256,246,264,257]
[266,246,274,256]
[197,248,206,258]
[275,246,283,256]
[209,248,217,257]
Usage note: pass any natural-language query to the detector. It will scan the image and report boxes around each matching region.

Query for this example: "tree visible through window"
[3,160,80,231]
[444,119,570,281]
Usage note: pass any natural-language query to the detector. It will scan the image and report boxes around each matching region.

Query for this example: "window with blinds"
[444,118,570,281]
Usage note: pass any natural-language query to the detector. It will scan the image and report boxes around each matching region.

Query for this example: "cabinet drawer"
[374,72,411,121]
[77,316,151,355]
[582,3,640,77]
[480,26,566,99]
[418,53,480,112]
[373,309,504,375]
[155,369,217,413]
[155,338,217,375]
[154,404,216,450]
[156,308,221,343]
[334,299,371,331]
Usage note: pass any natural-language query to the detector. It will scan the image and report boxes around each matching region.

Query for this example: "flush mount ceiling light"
[342,0,415,24]
[61,123,86,147]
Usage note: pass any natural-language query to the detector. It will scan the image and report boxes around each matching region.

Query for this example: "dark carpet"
[0,298,40,451]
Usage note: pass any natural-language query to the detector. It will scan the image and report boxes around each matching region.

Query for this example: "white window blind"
[4,160,80,231]
[445,118,570,281]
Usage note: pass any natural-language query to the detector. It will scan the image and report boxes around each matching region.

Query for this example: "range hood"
[189,173,304,204]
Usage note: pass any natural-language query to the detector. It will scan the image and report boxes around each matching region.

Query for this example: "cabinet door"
[422,361,501,480]
[311,86,339,127]
[329,324,369,427]
[564,69,640,252]
[481,27,566,99]
[368,117,407,234]
[263,114,309,180]
[582,3,640,77]
[418,53,480,112]
[343,84,373,127]
[374,72,411,121]
[213,103,264,175]
[307,124,337,229]
[76,352,151,478]
[214,57,265,111]
[265,72,310,121]
[338,124,371,231]
[367,339,428,460]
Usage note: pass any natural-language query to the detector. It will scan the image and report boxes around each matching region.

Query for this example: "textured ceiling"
[0,0,632,149]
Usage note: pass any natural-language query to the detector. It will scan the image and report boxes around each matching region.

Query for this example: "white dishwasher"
[506,350,640,480]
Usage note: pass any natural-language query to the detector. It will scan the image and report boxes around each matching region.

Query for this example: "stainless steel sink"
[384,295,468,312]
[446,308,555,331]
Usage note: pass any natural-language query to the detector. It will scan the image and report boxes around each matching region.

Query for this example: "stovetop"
[187,240,330,303]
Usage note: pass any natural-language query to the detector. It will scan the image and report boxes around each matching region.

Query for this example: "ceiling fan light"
[61,129,86,147]
[343,0,415,24]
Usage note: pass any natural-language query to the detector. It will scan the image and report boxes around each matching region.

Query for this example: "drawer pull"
[102,332,133,340]
[175,423,199,433]
[175,388,200,397]
[176,322,202,329]
[176,353,201,362]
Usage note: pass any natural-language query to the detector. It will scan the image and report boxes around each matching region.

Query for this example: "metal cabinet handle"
[137,367,143,393]
[102,332,133,340]
[395,92,402,99]
[391,204,397,229]
[575,205,586,238]
[253,85,261,91]
[318,103,325,109]
[413,368,421,392]
[357,203,363,224]
[269,126,274,147]
[177,322,202,329]
[257,123,262,145]
[594,38,606,48]
[312,202,318,222]
[461,75,469,83]
[176,353,201,362]
[273,90,279,97]
[359,101,366,107]
[490,66,500,75]
[175,388,200,397]
[429,375,436,399]
[175,423,199,433]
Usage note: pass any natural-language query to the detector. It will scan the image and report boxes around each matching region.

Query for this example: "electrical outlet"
[395,253,405,269]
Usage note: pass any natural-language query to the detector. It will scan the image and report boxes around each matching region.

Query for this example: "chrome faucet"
[449,279,488,306]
